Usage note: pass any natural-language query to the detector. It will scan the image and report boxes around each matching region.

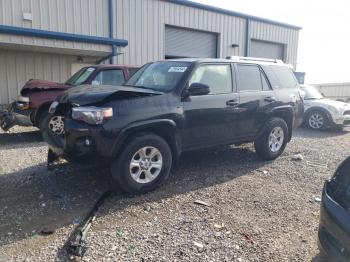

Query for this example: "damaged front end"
[45,84,163,166]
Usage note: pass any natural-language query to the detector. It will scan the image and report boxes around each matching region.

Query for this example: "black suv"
[47,57,304,194]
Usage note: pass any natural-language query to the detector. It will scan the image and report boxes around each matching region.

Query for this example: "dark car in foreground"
[319,157,350,261]
[47,57,304,193]
[0,64,139,135]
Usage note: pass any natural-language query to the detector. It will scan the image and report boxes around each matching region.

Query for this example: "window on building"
[94,69,125,86]
[189,64,232,94]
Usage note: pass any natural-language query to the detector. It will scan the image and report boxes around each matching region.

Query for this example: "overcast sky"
[194,0,350,84]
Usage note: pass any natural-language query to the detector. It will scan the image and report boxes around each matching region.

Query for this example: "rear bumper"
[318,182,350,261]
[0,103,33,131]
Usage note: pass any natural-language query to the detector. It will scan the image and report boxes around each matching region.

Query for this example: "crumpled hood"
[59,84,163,106]
[21,79,70,94]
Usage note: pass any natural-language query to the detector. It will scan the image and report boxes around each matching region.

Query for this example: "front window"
[125,61,191,91]
[66,67,96,86]
[189,64,233,94]
[301,85,324,100]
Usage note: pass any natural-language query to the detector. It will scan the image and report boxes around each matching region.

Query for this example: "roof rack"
[226,56,285,64]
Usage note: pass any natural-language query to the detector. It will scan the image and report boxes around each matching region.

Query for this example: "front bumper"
[46,118,119,162]
[318,182,350,261]
[333,114,350,126]
[0,102,33,131]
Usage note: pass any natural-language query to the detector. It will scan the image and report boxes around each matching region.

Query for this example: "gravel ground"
[1,126,348,261]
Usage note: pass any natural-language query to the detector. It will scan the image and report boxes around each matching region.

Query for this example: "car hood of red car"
[21,79,70,95]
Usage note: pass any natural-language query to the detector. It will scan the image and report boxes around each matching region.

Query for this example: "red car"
[0,64,139,135]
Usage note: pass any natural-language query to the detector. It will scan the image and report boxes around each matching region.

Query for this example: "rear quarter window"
[262,65,298,89]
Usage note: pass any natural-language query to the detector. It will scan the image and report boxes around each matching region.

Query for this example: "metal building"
[0,0,301,105]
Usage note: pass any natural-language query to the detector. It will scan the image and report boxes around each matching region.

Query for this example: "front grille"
[343,110,350,115]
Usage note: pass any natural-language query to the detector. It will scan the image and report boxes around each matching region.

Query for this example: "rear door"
[262,65,304,128]
[234,63,277,139]
[182,63,239,150]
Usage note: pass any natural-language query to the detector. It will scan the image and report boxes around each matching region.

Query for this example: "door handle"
[226,100,239,107]
[264,96,276,103]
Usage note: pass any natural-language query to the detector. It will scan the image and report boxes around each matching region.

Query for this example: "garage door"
[250,40,285,60]
[165,26,218,59]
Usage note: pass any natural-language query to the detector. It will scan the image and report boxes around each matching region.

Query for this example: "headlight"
[16,95,30,110]
[72,106,113,125]
[18,95,29,103]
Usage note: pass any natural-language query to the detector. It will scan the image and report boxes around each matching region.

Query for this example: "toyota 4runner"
[47,57,304,194]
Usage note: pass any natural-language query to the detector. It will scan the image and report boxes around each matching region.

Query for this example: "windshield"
[124,61,191,91]
[65,67,96,86]
[301,85,324,100]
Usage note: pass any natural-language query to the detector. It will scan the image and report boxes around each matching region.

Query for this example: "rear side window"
[264,65,298,89]
[189,64,232,94]
[94,69,125,86]
[237,64,262,92]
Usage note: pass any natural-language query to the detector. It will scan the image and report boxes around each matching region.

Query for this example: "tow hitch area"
[64,191,113,258]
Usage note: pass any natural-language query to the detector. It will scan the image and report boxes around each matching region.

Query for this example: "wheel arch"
[304,106,333,125]
[111,119,181,163]
[269,106,294,142]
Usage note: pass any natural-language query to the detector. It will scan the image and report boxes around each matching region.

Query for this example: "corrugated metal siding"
[165,26,218,58]
[250,39,284,60]
[0,0,110,53]
[115,0,299,67]
[0,49,76,104]
[250,20,299,68]
[115,0,246,65]
[314,83,350,100]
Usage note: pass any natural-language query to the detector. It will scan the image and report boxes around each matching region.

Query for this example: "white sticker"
[168,67,187,73]
[86,67,95,72]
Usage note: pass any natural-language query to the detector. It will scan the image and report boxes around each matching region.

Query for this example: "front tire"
[111,134,172,194]
[254,117,288,160]
[306,110,329,130]
[40,112,65,142]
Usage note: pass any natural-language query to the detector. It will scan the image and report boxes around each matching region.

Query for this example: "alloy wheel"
[129,146,163,184]
[48,116,65,135]
[268,126,284,153]
[309,113,324,129]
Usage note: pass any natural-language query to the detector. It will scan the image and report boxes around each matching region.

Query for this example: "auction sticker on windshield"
[168,67,187,73]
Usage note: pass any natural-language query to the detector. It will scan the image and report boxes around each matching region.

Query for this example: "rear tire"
[110,134,172,194]
[254,117,288,160]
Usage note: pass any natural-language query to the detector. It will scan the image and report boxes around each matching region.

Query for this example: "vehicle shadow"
[0,130,42,147]
[293,127,350,139]
[0,145,268,257]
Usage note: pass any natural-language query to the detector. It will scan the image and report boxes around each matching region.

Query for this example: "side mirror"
[188,83,210,96]
[91,80,100,86]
